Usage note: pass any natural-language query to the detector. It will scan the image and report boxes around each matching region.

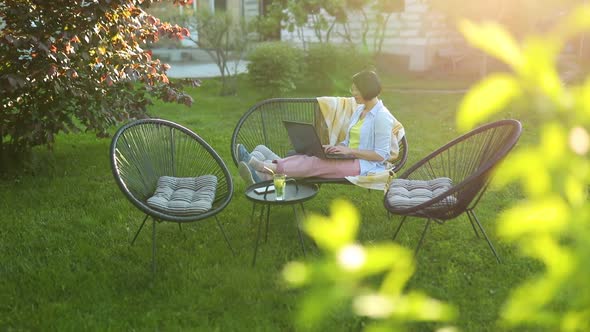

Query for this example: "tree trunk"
[0,141,33,174]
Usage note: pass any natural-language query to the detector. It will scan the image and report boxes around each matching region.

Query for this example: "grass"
[0,75,541,331]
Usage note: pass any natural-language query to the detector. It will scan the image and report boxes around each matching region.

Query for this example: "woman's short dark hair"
[352,70,381,100]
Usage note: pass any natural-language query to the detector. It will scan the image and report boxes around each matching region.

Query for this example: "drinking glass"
[273,173,287,201]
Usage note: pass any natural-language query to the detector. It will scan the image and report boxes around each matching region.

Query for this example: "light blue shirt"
[341,99,394,175]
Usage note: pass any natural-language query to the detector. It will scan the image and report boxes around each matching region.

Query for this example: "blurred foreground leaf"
[283,200,456,331]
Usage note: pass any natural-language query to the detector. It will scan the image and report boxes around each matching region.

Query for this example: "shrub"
[247,42,304,96]
[0,0,195,164]
[304,44,374,93]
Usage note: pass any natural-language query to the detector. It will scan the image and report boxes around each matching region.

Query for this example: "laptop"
[283,121,356,160]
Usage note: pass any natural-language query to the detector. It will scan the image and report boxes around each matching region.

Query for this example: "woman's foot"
[238,161,272,184]
[237,144,251,163]
[238,161,259,185]
[237,144,266,163]
[248,158,276,181]
[248,157,270,172]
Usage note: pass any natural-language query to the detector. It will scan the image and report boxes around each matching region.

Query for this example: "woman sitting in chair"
[239,70,397,182]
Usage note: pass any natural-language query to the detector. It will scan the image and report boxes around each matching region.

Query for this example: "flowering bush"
[0,0,195,156]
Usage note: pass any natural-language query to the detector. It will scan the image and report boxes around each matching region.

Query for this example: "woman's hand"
[323,145,384,161]
[324,145,354,155]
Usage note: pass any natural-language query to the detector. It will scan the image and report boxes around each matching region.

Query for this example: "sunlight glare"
[352,294,394,318]
[283,261,308,286]
[337,244,366,271]
[569,126,589,155]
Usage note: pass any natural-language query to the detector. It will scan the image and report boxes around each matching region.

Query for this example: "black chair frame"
[110,119,235,273]
[384,119,523,262]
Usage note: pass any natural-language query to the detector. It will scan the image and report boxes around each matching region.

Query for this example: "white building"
[169,0,454,71]
[279,0,454,71]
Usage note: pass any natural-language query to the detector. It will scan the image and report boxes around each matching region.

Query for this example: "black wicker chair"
[110,119,234,272]
[230,98,408,185]
[383,119,522,262]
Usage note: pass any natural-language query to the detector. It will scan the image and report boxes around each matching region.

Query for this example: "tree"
[252,0,289,41]
[182,9,250,96]
[268,0,403,54]
[0,0,195,160]
[372,0,404,54]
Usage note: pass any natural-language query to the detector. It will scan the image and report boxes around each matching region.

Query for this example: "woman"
[240,70,396,181]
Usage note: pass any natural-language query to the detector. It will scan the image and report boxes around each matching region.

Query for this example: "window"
[214,0,226,11]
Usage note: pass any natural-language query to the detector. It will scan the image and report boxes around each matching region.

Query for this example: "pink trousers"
[275,155,360,178]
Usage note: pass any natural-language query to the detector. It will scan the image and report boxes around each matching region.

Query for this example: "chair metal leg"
[250,202,256,223]
[252,204,265,266]
[131,214,150,245]
[299,203,307,217]
[152,218,157,274]
[466,209,480,238]
[414,218,432,257]
[215,216,235,257]
[299,203,319,252]
[292,205,307,257]
[392,216,407,240]
[470,210,501,263]
[177,222,187,240]
[264,205,271,243]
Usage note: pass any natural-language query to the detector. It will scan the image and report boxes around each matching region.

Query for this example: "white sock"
[248,157,266,172]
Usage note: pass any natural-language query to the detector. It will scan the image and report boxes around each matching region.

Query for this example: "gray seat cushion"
[386,177,457,212]
[147,175,218,216]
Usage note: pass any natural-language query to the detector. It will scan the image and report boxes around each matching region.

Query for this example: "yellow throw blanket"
[316,96,357,145]
[346,169,397,191]
[316,96,405,192]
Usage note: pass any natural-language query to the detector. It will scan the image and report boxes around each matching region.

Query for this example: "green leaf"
[282,261,310,287]
[553,4,590,41]
[389,291,457,322]
[498,196,570,240]
[520,38,564,104]
[457,74,521,131]
[564,168,589,207]
[501,273,563,325]
[304,199,359,252]
[492,148,551,196]
[362,244,410,276]
[297,287,350,329]
[539,123,567,166]
[459,20,523,70]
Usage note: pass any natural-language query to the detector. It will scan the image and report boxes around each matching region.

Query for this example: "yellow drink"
[273,174,286,200]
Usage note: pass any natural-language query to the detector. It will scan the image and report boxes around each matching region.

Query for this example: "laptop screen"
[282,121,326,157]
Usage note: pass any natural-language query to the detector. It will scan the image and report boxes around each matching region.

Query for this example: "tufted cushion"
[147,175,218,216]
[386,177,457,212]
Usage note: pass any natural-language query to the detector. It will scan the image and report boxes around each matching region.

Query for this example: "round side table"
[245,180,319,266]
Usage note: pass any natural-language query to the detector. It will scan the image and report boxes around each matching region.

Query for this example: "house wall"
[242,0,259,20]
[212,0,258,21]
[176,0,259,47]
[226,0,240,19]
[279,0,455,71]
[192,0,258,20]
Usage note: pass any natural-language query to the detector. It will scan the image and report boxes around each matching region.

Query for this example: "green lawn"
[0,76,540,331]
